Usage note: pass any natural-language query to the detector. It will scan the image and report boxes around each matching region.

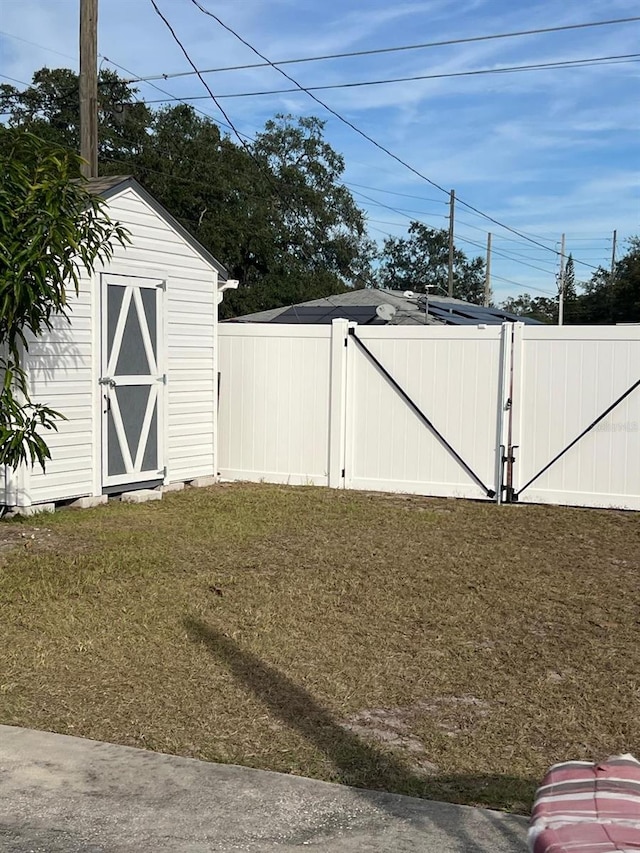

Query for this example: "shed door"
[101,274,165,490]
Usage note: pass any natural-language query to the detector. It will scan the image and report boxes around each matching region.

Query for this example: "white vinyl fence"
[510,324,640,508]
[218,320,640,510]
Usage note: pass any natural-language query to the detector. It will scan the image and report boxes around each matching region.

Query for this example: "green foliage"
[0,128,129,470]
[0,67,152,161]
[576,238,640,324]
[376,222,485,304]
[500,293,557,324]
[0,364,60,471]
[1,70,374,319]
[501,244,640,325]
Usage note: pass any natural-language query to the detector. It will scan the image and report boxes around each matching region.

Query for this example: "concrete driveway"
[0,725,528,852]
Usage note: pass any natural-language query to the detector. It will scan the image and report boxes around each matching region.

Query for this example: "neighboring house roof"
[227,288,542,326]
[85,175,229,279]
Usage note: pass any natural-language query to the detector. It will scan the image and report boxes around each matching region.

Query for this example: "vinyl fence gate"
[218,320,640,511]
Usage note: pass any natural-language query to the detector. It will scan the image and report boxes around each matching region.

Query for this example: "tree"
[501,293,556,323]
[500,242,640,325]
[0,129,129,470]
[131,111,373,317]
[1,73,375,318]
[577,238,640,324]
[376,222,485,303]
[0,67,152,163]
[559,254,583,324]
[223,115,373,316]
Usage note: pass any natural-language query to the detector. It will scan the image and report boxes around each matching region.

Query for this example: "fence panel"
[344,325,506,500]
[217,324,333,486]
[511,325,640,509]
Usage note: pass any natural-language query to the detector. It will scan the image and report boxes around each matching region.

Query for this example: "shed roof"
[85,176,228,279]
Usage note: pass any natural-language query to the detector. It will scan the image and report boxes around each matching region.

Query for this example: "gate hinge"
[341,468,346,478]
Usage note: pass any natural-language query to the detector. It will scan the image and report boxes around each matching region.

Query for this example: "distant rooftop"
[227,288,542,326]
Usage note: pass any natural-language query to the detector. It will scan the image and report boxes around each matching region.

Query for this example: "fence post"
[495,324,511,504]
[328,319,349,488]
[506,322,524,502]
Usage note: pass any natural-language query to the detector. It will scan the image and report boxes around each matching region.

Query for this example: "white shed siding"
[5,184,219,506]
[97,189,218,485]
[26,268,94,504]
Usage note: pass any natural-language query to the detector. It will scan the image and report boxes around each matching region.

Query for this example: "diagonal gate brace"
[349,329,496,498]
[514,377,640,500]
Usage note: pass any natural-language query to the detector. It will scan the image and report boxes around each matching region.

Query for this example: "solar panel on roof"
[274,305,381,324]
[432,303,498,322]
[426,305,482,325]
[428,300,543,325]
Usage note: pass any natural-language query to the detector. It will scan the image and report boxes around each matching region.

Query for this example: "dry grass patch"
[1,484,639,814]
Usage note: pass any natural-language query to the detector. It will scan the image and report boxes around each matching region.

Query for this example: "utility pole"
[79,0,99,178]
[447,189,455,297]
[557,232,566,326]
[610,229,617,283]
[484,232,492,307]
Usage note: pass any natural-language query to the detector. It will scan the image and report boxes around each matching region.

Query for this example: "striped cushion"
[529,755,640,852]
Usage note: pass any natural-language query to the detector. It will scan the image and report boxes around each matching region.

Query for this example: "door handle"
[103,394,111,414]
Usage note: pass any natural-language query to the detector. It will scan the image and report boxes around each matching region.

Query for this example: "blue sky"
[1,0,639,302]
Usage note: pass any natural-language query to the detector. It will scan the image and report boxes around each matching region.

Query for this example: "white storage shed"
[1,176,232,509]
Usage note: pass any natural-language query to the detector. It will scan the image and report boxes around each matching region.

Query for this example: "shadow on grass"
[184,617,532,850]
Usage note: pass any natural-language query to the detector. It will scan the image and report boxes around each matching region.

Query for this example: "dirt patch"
[342,696,490,774]
[0,524,55,560]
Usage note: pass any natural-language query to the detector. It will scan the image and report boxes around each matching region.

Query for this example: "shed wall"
[4,186,218,506]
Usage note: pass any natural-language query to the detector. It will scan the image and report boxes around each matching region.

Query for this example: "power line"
[186,0,604,272]
[1,63,617,269]
[353,192,448,219]
[358,191,561,281]
[124,15,640,82]
[456,233,559,277]
[148,0,450,269]
[147,0,266,167]
[0,72,31,87]
[101,55,256,142]
[0,29,77,63]
[494,233,613,243]
[458,218,606,248]
[141,53,640,102]
[343,182,448,204]
[488,273,555,296]
[351,184,564,280]
[0,70,453,240]
[0,22,256,143]
[2,121,584,306]
[144,0,380,322]
[457,229,559,268]
[365,223,557,296]
[0,12,623,275]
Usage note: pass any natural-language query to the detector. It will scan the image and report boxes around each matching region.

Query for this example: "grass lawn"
[1,483,639,814]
